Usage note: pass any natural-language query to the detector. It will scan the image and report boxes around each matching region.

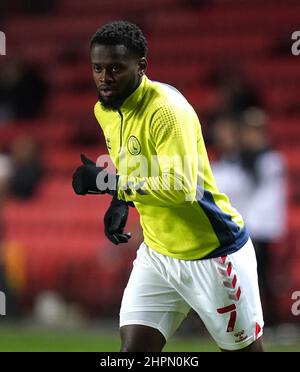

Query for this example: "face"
[213,119,239,155]
[91,44,147,111]
[240,126,265,150]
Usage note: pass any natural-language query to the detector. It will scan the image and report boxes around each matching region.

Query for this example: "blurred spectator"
[239,109,286,327]
[210,115,252,211]
[10,136,43,199]
[0,251,7,314]
[211,115,240,160]
[0,60,48,122]
[0,140,40,317]
[0,150,24,318]
[0,152,10,301]
[0,149,11,235]
[239,108,286,243]
[0,240,26,318]
[0,151,12,202]
[213,69,261,117]
[212,108,287,327]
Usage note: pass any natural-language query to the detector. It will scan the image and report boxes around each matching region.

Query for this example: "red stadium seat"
[269,117,300,145]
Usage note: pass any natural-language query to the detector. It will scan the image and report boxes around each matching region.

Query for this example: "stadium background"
[0,0,300,351]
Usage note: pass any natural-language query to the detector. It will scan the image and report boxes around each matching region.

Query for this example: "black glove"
[104,195,132,245]
[72,154,117,195]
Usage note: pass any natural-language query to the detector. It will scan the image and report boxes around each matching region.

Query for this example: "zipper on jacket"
[118,109,123,153]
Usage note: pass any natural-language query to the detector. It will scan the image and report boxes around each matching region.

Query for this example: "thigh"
[120,325,165,352]
[176,239,264,351]
[120,311,187,352]
[120,243,190,344]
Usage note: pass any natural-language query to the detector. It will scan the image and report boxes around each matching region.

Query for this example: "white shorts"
[119,238,264,351]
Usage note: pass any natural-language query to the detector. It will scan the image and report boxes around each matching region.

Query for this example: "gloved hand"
[72,154,117,195]
[104,195,132,245]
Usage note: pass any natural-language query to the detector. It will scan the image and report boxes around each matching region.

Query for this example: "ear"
[138,57,148,77]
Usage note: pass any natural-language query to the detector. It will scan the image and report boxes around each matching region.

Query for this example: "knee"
[120,325,166,352]
[120,339,163,352]
[120,345,131,352]
[120,344,142,352]
[120,339,140,352]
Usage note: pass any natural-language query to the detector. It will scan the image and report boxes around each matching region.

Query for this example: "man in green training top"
[72,21,264,352]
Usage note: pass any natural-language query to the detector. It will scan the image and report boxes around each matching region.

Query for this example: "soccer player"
[72,21,264,352]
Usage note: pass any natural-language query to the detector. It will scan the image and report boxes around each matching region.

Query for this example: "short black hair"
[90,21,148,58]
